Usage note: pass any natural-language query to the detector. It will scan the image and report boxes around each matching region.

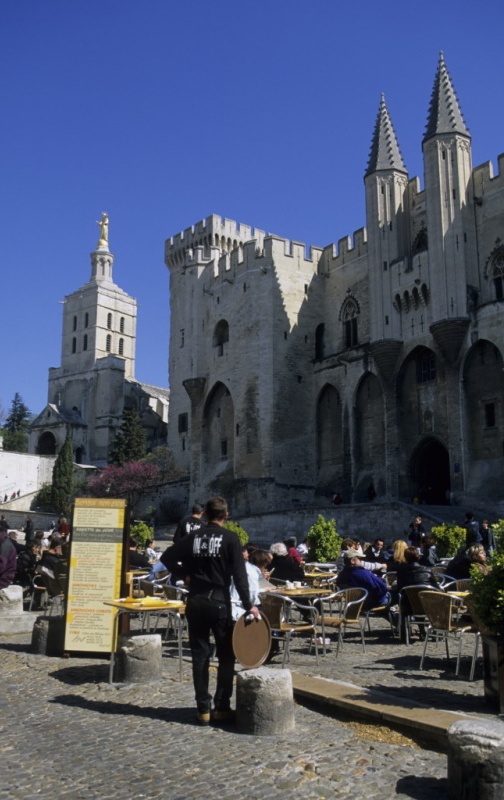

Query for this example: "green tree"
[225,519,249,546]
[51,429,74,514]
[109,407,146,466]
[306,514,342,562]
[430,523,466,558]
[2,392,32,452]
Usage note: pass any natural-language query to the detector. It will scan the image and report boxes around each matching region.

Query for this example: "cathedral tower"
[423,53,477,328]
[365,95,409,344]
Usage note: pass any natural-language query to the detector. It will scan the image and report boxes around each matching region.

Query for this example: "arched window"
[118,338,124,356]
[315,323,325,360]
[107,312,112,330]
[72,316,77,332]
[119,316,125,333]
[84,312,89,328]
[213,319,229,356]
[72,337,77,354]
[342,299,359,348]
[106,334,111,352]
[492,251,504,301]
[83,334,88,351]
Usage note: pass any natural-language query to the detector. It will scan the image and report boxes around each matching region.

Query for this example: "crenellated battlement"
[165,213,323,280]
[473,153,504,194]
[165,213,268,268]
[319,227,368,272]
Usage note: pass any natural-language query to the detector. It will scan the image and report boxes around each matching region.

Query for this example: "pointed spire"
[423,52,469,142]
[365,94,407,177]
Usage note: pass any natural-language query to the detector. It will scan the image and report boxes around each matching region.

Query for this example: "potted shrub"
[306,515,342,563]
[470,551,504,713]
[430,522,466,558]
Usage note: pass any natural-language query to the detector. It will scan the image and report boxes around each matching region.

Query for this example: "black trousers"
[185,593,235,713]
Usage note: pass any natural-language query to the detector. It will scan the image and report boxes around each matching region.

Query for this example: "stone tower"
[29,217,168,466]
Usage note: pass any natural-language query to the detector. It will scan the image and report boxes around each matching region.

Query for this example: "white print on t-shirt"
[193,533,223,557]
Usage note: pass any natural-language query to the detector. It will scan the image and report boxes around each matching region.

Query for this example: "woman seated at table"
[396,546,440,592]
[446,543,488,579]
[269,542,305,583]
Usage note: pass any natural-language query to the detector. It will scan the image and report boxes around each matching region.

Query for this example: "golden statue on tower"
[96,212,109,247]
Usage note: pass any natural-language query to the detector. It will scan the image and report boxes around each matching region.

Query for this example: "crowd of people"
[0,513,70,603]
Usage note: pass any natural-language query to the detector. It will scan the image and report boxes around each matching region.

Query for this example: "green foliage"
[130,520,154,547]
[430,522,466,558]
[109,407,146,466]
[50,429,74,514]
[471,551,504,633]
[2,392,32,452]
[225,519,249,546]
[31,483,56,512]
[491,520,504,552]
[306,514,342,562]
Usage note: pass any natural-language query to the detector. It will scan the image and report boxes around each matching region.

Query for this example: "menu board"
[64,498,127,653]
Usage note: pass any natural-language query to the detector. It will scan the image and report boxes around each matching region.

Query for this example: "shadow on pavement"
[49,664,109,684]
[396,775,448,799]
[50,693,197,725]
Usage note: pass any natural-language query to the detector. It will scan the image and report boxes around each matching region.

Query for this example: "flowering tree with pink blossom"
[87,461,161,511]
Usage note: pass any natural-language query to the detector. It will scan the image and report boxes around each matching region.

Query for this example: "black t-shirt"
[173,514,204,543]
[161,522,252,611]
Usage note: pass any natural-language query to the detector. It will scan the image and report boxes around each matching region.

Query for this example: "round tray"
[232,614,272,669]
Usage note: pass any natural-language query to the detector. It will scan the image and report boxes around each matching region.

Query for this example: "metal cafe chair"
[259,592,320,667]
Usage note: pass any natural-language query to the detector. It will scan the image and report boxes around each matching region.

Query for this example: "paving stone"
[0,618,493,799]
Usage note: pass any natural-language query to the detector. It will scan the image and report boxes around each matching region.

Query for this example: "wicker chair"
[399,584,434,645]
[259,592,319,667]
[315,588,367,657]
[419,589,479,676]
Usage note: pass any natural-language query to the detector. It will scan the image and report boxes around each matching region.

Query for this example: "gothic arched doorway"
[409,438,450,505]
[36,431,57,455]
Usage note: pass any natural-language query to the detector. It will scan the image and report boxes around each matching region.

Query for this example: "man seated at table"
[128,537,151,570]
[336,538,387,575]
[337,548,390,610]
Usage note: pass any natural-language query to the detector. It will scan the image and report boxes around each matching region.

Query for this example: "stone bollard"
[0,584,24,615]
[236,667,295,735]
[31,615,65,656]
[447,718,504,800]
[114,633,163,683]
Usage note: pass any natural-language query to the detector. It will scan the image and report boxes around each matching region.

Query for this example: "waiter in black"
[162,495,260,725]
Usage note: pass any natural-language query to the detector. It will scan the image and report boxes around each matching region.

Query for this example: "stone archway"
[409,438,450,505]
[36,431,57,455]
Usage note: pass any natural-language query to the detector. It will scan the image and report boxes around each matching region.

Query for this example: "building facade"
[165,54,504,515]
[29,220,169,466]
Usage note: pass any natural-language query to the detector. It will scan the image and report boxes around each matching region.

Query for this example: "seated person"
[269,543,305,582]
[447,543,488,579]
[144,539,159,563]
[284,536,302,565]
[364,538,388,564]
[128,537,151,569]
[419,535,439,567]
[386,539,408,571]
[14,542,41,589]
[396,546,440,592]
[337,548,390,610]
[337,538,386,574]
[230,545,262,621]
[37,537,66,595]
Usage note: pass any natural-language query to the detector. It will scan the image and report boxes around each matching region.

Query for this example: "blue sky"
[2,0,503,419]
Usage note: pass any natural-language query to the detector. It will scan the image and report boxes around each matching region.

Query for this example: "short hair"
[191,503,203,515]
[270,542,288,557]
[249,549,271,570]
[341,538,355,551]
[404,546,420,564]
[204,496,228,522]
[285,536,297,548]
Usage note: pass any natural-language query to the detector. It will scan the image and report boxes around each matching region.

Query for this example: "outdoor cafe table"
[277,586,334,599]
[104,598,185,683]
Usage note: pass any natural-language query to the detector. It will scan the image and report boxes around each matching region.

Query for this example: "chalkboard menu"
[64,498,128,653]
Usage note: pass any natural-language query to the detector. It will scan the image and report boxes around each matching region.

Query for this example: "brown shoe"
[196,711,211,726]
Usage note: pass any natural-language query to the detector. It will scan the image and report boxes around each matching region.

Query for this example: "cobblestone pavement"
[0,618,493,800]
